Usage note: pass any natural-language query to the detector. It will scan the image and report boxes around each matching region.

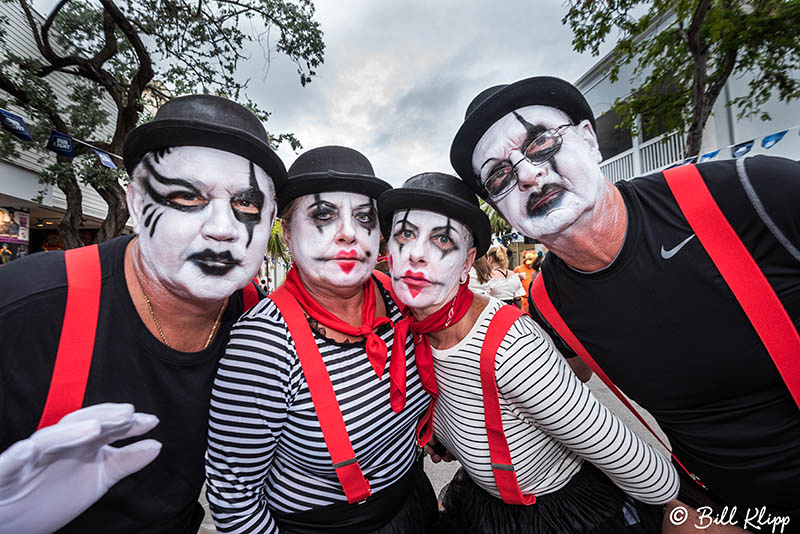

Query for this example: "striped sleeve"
[495,315,680,505]
[205,299,298,534]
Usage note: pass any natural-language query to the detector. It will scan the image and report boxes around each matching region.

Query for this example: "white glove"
[0,403,161,534]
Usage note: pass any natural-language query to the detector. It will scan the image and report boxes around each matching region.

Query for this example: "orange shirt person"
[513,250,541,313]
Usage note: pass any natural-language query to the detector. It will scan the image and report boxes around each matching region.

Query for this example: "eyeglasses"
[481,123,572,200]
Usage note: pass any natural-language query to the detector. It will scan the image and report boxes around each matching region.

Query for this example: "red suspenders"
[479,304,536,505]
[531,163,800,490]
[663,164,800,409]
[37,246,263,430]
[242,278,261,311]
[269,284,373,504]
[37,245,102,429]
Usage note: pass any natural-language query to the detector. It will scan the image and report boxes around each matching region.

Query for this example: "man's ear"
[577,119,602,163]
[126,180,145,235]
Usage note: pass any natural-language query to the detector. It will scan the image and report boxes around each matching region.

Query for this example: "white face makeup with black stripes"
[285,191,380,289]
[388,210,473,311]
[128,146,275,301]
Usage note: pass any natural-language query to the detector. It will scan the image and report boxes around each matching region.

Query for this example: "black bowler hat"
[277,146,391,211]
[123,94,287,189]
[450,76,595,198]
[378,172,491,258]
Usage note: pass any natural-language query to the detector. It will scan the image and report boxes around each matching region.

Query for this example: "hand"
[0,403,161,534]
[423,436,455,463]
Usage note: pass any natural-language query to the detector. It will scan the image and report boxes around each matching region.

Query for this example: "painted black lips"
[526,183,565,218]
[188,249,240,276]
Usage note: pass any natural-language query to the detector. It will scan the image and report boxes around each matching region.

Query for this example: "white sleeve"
[205,306,298,534]
[495,315,680,505]
[468,268,489,296]
[512,275,525,298]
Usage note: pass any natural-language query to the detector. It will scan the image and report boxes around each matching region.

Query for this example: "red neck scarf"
[283,267,392,377]
[389,279,474,446]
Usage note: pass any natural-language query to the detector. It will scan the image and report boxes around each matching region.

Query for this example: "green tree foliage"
[266,218,288,262]
[0,0,324,248]
[480,199,510,236]
[563,0,800,158]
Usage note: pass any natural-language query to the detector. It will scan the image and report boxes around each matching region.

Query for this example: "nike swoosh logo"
[661,234,696,259]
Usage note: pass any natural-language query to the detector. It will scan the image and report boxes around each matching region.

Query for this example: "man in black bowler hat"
[450,76,800,532]
[0,94,284,533]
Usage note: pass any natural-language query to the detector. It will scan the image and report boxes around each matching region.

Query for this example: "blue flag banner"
[699,150,720,162]
[0,109,33,141]
[732,140,754,158]
[761,130,787,149]
[93,148,117,169]
[46,130,75,158]
[681,156,698,166]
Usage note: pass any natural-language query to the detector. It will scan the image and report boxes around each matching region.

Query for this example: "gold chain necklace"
[142,291,226,350]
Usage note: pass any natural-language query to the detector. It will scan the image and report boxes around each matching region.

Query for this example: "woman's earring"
[460,272,468,285]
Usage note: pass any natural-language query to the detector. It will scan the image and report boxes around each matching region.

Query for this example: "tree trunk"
[94,180,129,243]
[56,160,85,249]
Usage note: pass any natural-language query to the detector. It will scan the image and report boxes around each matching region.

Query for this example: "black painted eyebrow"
[512,111,547,143]
[144,159,202,193]
[431,225,457,238]
[308,200,339,210]
[354,202,374,211]
[393,219,419,233]
[233,186,264,204]
[480,113,550,172]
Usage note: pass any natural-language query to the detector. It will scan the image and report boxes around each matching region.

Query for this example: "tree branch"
[0,68,68,132]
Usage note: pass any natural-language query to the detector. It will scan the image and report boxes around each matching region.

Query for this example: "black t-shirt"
[531,156,800,514]
[0,235,247,533]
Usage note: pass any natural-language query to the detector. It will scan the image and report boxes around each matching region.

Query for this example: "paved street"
[198,375,669,532]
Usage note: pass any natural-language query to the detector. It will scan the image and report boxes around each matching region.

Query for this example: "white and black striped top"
[431,298,680,505]
[205,282,429,534]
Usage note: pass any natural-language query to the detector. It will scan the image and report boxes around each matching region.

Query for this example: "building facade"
[575,33,800,183]
[0,1,118,258]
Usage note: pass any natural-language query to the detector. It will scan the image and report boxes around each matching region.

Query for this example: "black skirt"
[436,463,665,534]
[275,458,438,534]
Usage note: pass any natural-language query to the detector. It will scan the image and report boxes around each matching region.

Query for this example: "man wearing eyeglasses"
[451,76,800,532]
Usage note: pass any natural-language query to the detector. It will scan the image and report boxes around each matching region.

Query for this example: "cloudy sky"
[234,0,611,186]
[30,0,611,186]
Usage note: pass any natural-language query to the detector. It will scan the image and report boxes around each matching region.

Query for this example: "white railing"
[639,130,685,174]
[600,151,634,183]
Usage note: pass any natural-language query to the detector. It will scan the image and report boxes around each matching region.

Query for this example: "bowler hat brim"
[379,188,491,258]
[277,171,391,212]
[123,119,288,190]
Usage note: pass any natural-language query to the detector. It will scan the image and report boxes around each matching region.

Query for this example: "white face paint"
[388,210,472,313]
[285,191,380,289]
[127,146,276,301]
[471,105,605,241]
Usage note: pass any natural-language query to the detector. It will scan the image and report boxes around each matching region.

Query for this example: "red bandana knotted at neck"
[389,279,473,446]
[283,267,392,377]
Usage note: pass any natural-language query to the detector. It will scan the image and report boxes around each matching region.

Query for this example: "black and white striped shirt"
[431,298,679,504]
[206,282,428,534]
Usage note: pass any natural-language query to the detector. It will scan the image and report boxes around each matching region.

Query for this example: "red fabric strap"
[242,279,261,312]
[283,267,391,379]
[270,285,371,504]
[531,274,705,488]
[663,164,800,410]
[37,245,102,429]
[479,305,536,505]
[389,282,473,447]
